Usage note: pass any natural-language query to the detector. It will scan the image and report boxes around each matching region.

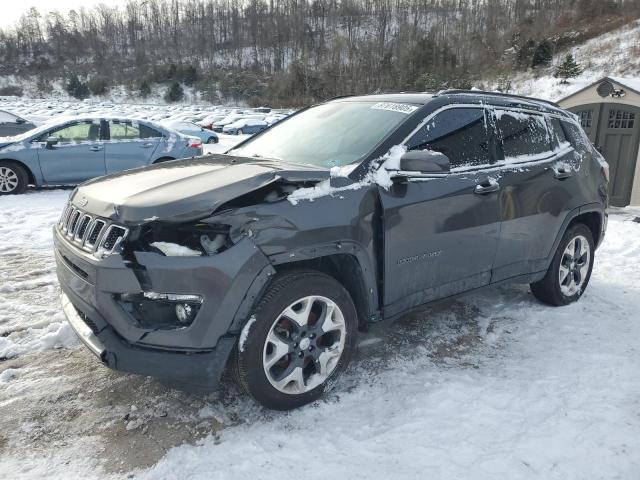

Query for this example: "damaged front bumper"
[54,226,274,389]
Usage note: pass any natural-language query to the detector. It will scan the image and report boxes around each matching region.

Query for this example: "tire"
[0,161,28,195]
[233,270,358,410]
[152,157,175,164]
[237,129,243,135]
[530,223,595,306]
[206,136,218,144]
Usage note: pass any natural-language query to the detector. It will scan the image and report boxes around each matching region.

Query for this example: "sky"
[1,0,129,28]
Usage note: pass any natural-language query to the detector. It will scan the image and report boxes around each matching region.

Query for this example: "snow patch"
[151,242,202,257]
[238,315,257,353]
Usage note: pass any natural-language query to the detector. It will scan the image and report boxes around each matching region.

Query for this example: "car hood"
[70,154,329,223]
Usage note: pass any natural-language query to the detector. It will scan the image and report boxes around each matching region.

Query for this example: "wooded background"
[1,0,639,106]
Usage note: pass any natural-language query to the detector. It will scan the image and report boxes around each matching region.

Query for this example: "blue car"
[163,120,219,144]
[0,116,203,194]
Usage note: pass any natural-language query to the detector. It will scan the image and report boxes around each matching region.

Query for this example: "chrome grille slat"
[57,202,128,257]
[74,214,92,242]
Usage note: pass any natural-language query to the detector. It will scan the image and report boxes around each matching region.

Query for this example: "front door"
[379,106,500,318]
[36,120,106,184]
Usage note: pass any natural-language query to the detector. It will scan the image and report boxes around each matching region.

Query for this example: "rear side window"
[495,110,551,158]
[110,121,163,140]
[406,107,491,168]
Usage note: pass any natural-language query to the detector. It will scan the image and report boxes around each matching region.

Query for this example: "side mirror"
[45,136,59,148]
[16,118,26,124]
[399,150,450,175]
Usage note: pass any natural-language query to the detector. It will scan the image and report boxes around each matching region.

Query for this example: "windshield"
[229,101,418,168]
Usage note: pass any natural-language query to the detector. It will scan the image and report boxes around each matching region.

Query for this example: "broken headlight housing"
[116,292,203,330]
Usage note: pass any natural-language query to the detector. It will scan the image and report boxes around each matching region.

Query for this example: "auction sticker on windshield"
[371,102,419,114]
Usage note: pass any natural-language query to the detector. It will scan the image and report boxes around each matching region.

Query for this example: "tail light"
[188,138,202,148]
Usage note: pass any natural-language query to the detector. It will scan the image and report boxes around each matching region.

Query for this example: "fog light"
[175,303,197,324]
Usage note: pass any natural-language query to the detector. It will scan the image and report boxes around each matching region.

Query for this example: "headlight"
[116,293,203,330]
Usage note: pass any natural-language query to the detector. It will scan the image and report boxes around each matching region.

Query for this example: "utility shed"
[557,76,640,207]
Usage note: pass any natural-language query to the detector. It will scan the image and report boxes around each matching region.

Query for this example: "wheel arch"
[270,251,379,332]
[0,158,37,186]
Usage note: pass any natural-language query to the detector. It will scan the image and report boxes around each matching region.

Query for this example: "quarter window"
[549,117,568,145]
[406,108,491,167]
[495,110,551,158]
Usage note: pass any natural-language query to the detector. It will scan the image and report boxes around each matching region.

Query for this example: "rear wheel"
[237,129,244,135]
[0,162,28,195]
[233,270,357,410]
[530,224,594,306]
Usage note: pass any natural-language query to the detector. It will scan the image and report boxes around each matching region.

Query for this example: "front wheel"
[530,223,595,306]
[0,162,28,195]
[237,129,244,135]
[233,270,357,410]
[206,136,218,144]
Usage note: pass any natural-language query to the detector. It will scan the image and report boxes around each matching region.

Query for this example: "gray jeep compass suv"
[55,91,609,410]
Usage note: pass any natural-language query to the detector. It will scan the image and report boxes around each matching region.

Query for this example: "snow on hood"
[70,154,327,223]
[287,145,406,205]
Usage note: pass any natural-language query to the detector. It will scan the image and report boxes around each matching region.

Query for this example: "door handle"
[474,179,500,194]
[553,164,572,179]
[140,142,154,148]
[89,145,102,152]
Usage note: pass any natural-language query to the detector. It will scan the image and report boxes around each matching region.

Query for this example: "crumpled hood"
[70,154,328,223]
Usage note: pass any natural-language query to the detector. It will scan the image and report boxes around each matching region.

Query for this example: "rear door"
[36,120,106,184]
[379,106,501,317]
[104,120,163,174]
[489,109,578,282]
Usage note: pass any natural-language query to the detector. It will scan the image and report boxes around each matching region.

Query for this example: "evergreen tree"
[531,40,553,68]
[164,81,184,102]
[139,80,151,98]
[182,65,198,86]
[554,53,583,83]
[65,75,89,99]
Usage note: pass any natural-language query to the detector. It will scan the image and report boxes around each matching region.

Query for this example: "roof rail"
[434,89,561,108]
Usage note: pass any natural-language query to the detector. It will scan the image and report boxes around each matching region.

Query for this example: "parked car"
[211,114,263,132]
[55,91,608,410]
[0,116,202,194]
[163,120,218,144]
[222,118,268,135]
[0,109,36,137]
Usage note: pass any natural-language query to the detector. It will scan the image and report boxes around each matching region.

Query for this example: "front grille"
[57,203,128,257]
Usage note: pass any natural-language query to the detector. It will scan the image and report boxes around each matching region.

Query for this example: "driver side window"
[40,122,99,144]
[406,107,492,168]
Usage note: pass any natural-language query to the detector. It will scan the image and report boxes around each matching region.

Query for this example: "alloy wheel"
[0,166,19,193]
[559,234,591,296]
[262,295,346,394]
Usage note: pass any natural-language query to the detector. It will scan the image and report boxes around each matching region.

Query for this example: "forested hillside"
[1,0,639,106]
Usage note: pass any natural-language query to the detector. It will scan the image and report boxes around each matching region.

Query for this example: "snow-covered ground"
[1,187,639,479]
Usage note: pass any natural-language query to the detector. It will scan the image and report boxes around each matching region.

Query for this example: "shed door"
[598,105,640,207]
[569,103,640,207]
